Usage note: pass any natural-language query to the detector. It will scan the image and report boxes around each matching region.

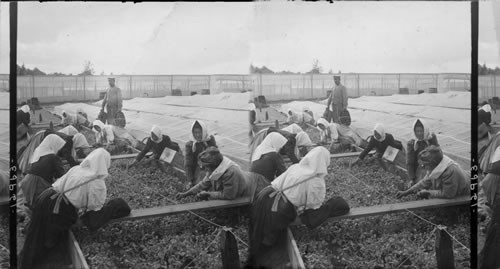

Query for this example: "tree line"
[16,60,107,76]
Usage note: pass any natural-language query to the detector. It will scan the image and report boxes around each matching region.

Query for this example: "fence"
[479,75,500,102]
[0,73,471,104]
[250,73,471,101]
[0,74,252,104]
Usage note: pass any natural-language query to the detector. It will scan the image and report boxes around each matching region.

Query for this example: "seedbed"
[0,214,9,267]
[291,158,470,269]
[73,159,252,269]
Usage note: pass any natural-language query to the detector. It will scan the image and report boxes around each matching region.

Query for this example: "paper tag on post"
[159,147,176,163]
[382,146,399,162]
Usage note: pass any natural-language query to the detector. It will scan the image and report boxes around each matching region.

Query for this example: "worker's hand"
[416,190,431,199]
[196,191,210,200]
[396,190,409,199]
[175,192,189,200]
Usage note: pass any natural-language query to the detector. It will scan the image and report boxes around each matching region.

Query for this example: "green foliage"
[479,63,500,76]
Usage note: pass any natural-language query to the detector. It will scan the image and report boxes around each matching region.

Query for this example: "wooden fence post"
[130,76,133,99]
[479,203,500,269]
[435,227,455,269]
[219,229,241,269]
[83,75,86,101]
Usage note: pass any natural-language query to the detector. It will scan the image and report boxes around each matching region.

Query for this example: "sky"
[0,1,485,75]
[479,0,500,68]
[251,1,471,73]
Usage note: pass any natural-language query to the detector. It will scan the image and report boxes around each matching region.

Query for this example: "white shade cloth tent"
[279,91,470,169]
[54,92,251,169]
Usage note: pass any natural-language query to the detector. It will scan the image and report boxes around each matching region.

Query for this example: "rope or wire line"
[395,227,437,269]
[163,196,249,249]
[182,228,223,269]
[134,178,250,249]
[343,169,470,252]
[0,243,9,255]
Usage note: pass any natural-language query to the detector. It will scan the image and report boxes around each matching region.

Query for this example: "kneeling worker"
[129,125,180,173]
[397,145,469,199]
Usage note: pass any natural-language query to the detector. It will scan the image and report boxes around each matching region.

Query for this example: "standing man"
[101,77,123,126]
[326,75,348,123]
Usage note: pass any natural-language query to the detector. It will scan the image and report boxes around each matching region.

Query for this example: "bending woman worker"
[176,147,269,201]
[250,132,288,182]
[129,125,180,173]
[350,123,403,170]
[247,147,349,268]
[19,148,130,269]
[20,135,66,210]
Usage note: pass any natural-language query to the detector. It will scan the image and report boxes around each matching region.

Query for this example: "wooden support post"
[435,227,455,269]
[83,75,86,101]
[220,229,241,269]
[275,119,279,129]
[479,203,500,269]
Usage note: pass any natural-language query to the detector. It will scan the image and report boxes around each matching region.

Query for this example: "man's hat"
[333,75,341,79]
[108,77,115,81]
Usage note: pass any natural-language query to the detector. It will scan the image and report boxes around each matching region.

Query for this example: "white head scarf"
[19,105,30,113]
[248,103,256,111]
[58,125,79,136]
[251,132,288,162]
[30,134,66,164]
[373,123,386,142]
[295,131,313,147]
[191,120,211,152]
[316,118,330,129]
[481,104,492,113]
[271,146,330,214]
[151,125,163,144]
[92,120,105,133]
[412,118,431,141]
[412,118,433,151]
[73,133,90,148]
[281,123,304,134]
[52,148,111,211]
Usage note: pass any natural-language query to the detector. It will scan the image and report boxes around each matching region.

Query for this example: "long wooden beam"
[330,150,376,159]
[68,230,90,269]
[0,197,8,206]
[325,196,469,222]
[110,197,252,223]
[286,228,306,269]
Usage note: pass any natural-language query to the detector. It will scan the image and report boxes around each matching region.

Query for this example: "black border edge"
[471,0,478,268]
[9,2,18,269]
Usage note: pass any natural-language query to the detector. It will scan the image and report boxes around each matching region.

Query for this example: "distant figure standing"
[101,77,123,125]
[326,75,348,123]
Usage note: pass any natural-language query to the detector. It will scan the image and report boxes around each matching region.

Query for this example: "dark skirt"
[247,186,297,268]
[19,188,78,269]
[18,131,45,174]
[20,174,51,208]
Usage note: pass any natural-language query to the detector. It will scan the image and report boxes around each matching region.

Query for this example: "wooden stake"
[435,227,455,269]
[219,229,241,269]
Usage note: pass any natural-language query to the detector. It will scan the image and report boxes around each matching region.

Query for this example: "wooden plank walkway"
[0,197,8,206]
[286,228,306,269]
[68,230,90,269]
[325,196,469,222]
[110,197,252,223]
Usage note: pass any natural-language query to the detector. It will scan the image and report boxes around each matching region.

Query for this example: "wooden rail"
[68,230,90,269]
[110,197,252,223]
[291,196,469,226]
[286,228,306,269]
